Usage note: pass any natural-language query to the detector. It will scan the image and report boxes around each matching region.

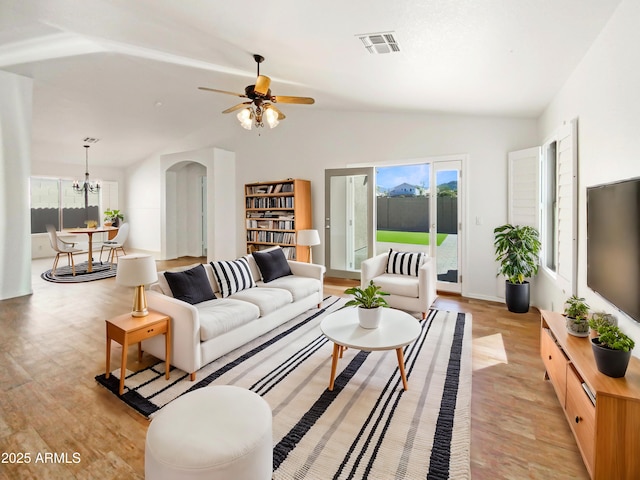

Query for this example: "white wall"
[536,0,640,348]
[0,71,33,300]
[127,108,537,300]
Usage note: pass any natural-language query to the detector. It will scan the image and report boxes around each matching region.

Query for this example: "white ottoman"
[145,385,273,480]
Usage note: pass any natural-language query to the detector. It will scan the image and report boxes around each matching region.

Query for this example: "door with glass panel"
[432,161,462,293]
[324,168,374,279]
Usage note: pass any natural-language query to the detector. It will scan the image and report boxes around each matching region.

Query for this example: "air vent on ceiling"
[83,137,100,144]
[357,32,400,54]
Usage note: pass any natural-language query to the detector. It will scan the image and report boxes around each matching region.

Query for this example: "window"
[30,177,100,233]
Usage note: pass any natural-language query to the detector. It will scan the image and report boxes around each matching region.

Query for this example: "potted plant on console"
[493,224,541,313]
[104,209,124,227]
[588,320,635,378]
[344,280,389,329]
[564,295,590,337]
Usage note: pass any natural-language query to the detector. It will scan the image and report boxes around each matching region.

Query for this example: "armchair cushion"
[371,273,420,298]
[386,249,425,276]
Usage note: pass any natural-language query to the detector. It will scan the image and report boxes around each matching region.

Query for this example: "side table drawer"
[565,364,595,475]
[128,321,168,344]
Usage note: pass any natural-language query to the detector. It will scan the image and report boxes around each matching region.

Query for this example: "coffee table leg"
[396,347,409,390]
[329,343,341,391]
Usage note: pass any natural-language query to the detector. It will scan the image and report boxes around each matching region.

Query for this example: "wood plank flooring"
[0,259,588,479]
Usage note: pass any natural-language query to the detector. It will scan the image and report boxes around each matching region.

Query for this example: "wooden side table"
[106,310,171,395]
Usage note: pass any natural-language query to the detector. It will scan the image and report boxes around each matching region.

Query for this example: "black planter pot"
[505,280,530,313]
[591,338,632,378]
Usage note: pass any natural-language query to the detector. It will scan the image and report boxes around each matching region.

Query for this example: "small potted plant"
[588,311,617,338]
[344,280,390,329]
[590,324,635,377]
[493,224,542,313]
[104,209,124,227]
[564,295,590,337]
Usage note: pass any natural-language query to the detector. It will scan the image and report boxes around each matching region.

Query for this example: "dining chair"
[99,222,130,267]
[46,225,82,276]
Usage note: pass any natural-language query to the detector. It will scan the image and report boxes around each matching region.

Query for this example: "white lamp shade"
[116,254,158,287]
[297,229,321,246]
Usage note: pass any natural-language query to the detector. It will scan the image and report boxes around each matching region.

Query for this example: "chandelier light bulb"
[237,108,253,130]
[265,107,279,129]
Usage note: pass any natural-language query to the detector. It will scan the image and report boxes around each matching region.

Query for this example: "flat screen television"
[587,177,640,322]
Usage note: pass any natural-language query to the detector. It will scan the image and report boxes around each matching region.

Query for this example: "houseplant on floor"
[344,280,390,329]
[493,224,542,313]
[564,295,590,337]
[589,322,635,377]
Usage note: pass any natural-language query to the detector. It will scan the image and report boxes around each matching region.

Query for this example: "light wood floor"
[0,258,588,479]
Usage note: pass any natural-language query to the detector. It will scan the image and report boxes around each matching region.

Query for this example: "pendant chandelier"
[73,144,100,193]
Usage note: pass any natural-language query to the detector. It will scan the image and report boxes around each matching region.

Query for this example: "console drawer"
[565,364,595,476]
[541,327,568,406]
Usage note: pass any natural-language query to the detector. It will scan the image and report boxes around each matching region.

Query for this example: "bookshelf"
[245,179,312,261]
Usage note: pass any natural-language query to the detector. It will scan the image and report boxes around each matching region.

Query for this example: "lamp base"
[131,285,149,317]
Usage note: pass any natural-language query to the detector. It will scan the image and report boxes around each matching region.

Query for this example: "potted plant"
[588,311,617,338]
[590,324,635,378]
[493,224,542,313]
[344,280,390,329]
[104,209,124,227]
[564,295,590,337]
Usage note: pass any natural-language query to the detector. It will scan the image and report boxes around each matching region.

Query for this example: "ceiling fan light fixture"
[265,106,280,128]
[237,107,253,130]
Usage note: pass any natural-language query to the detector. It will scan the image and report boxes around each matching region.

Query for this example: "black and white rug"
[41,261,117,283]
[96,297,471,479]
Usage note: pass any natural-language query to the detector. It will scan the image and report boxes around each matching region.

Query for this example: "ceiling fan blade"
[273,95,315,105]
[222,102,252,114]
[254,75,271,96]
[198,87,247,98]
[267,104,286,120]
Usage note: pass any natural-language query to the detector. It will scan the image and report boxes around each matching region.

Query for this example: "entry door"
[325,168,374,279]
[432,161,462,293]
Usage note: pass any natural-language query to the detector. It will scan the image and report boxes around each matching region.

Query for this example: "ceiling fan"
[198,54,315,129]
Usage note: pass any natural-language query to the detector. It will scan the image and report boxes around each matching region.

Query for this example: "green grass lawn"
[376,230,447,246]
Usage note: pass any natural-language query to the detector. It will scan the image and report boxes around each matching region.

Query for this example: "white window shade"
[508,146,541,228]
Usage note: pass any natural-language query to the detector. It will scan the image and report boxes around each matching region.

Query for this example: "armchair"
[361,251,437,319]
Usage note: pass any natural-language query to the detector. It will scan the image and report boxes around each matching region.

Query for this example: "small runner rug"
[96,296,471,479]
[41,261,116,283]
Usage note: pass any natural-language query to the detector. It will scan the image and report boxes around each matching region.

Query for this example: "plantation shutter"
[555,119,578,294]
[508,147,541,228]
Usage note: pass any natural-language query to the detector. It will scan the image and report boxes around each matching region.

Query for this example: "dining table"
[66,226,119,272]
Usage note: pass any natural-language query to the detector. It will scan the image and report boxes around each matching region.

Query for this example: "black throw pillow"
[252,248,292,282]
[164,264,216,305]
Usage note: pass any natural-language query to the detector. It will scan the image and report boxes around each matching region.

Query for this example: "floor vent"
[357,32,400,54]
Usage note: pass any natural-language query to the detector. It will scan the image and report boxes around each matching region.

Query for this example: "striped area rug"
[96,296,471,479]
[41,261,117,283]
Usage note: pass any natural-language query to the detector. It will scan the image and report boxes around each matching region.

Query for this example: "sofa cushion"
[371,273,420,298]
[257,276,320,302]
[386,249,425,276]
[154,263,204,296]
[197,298,260,342]
[211,258,256,298]
[252,247,292,282]
[230,287,293,316]
[164,264,216,305]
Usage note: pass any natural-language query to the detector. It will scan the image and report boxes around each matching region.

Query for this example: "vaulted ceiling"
[0,0,622,167]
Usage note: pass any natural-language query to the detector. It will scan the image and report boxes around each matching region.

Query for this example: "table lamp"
[116,254,158,317]
[297,229,320,263]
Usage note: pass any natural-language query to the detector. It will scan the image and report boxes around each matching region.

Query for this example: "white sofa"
[143,254,325,380]
[361,251,437,319]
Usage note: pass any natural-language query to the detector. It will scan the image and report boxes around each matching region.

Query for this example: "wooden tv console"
[541,310,640,479]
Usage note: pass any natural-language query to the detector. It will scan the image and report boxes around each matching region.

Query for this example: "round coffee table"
[320,307,420,391]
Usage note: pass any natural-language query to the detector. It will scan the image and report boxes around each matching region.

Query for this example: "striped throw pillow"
[386,249,424,276]
[210,258,256,298]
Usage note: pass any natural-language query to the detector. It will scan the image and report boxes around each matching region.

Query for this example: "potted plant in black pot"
[344,280,390,329]
[493,224,542,313]
[564,295,590,337]
[588,322,635,378]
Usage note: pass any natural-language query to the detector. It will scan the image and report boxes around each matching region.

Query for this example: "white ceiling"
[0,0,622,167]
